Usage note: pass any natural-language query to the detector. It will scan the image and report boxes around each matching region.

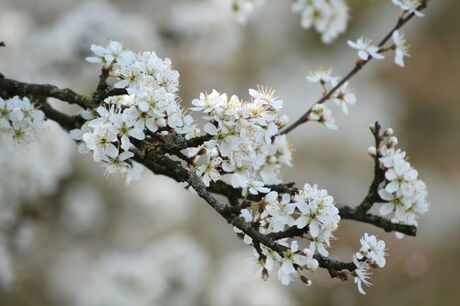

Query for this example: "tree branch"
[92,67,111,103]
[0,76,93,108]
[339,206,417,236]
[355,122,385,215]
[134,146,356,274]
[34,97,82,131]
[280,1,429,135]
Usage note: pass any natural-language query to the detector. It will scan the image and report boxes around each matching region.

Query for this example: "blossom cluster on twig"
[0,0,431,296]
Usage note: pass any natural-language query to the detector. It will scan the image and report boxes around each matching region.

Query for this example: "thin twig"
[355,122,385,215]
[280,2,429,135]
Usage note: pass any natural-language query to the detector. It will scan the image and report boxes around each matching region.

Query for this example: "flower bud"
[384,128,394,136]
[368,146,377,156]
[389,136,398,146]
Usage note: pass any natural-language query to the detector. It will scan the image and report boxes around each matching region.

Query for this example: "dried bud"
[262,268,269,281]
[300,275,312,286]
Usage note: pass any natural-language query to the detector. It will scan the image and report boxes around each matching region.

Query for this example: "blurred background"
[0,0,458,305]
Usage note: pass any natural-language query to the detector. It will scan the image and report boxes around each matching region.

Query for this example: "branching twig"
[0,73,415,271]
[0,8,426,275]
[355,122,385,215]
[280,1,429,135]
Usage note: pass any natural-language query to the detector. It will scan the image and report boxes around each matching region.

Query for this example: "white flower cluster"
[392,0,425,17]
[235,183,340,285]
[369,128,429,238]
[292,0,349,43]
[231,0,266,24]
[72,41,197,182]
[307,67,356,127]
[352,233,386,294]
[191,87,291,194]
[293,184,340,255]
[0,96,45,143]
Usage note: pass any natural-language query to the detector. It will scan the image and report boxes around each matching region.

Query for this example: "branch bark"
[0,76,92,109]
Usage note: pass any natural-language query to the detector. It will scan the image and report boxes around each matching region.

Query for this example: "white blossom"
[392,31,410,67]
[392,0,425,17]
[261,191,296,233]
[74,41,198,182]
[352,256,372,295]
[347,37,385,61]
[277,241,318,285]
[231,0,266,24]
[292,0,349,43]
[375,128,429,237]
[0,96,45,144]
[309,104,337,129]
[293,184,340,255]
[355,233,386,268]
[85,40,123,66]
[307,67,339,85]
[331,81,356,115]
[191,87,292,194]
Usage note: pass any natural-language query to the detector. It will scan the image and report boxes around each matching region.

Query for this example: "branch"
[164,132,213,152]
[134,147,355,273]
[280,1,429,135]
[0,76,93,109]
[92,67,111,103]
[266,225,306,240]
[339,206,417,236]
[34,97,82,131]
[355,122,385,215]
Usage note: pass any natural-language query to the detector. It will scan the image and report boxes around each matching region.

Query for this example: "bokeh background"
[0,0,458,305]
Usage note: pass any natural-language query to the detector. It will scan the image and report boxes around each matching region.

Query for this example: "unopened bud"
[368,146,377,156]
[384,128,394,137]
[369,124,376,133]
[389,136,398,146]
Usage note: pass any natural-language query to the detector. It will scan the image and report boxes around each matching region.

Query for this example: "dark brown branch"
[164,132,213,152]
[92,67,111,103]
[0,76,93,109]
[34,97,82,131]
[267,225,306,240]
[101,87,128,101]
[280,2,429,135]
[134,147,355,273]
[339,206,417,236]
[355,122,385,215]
